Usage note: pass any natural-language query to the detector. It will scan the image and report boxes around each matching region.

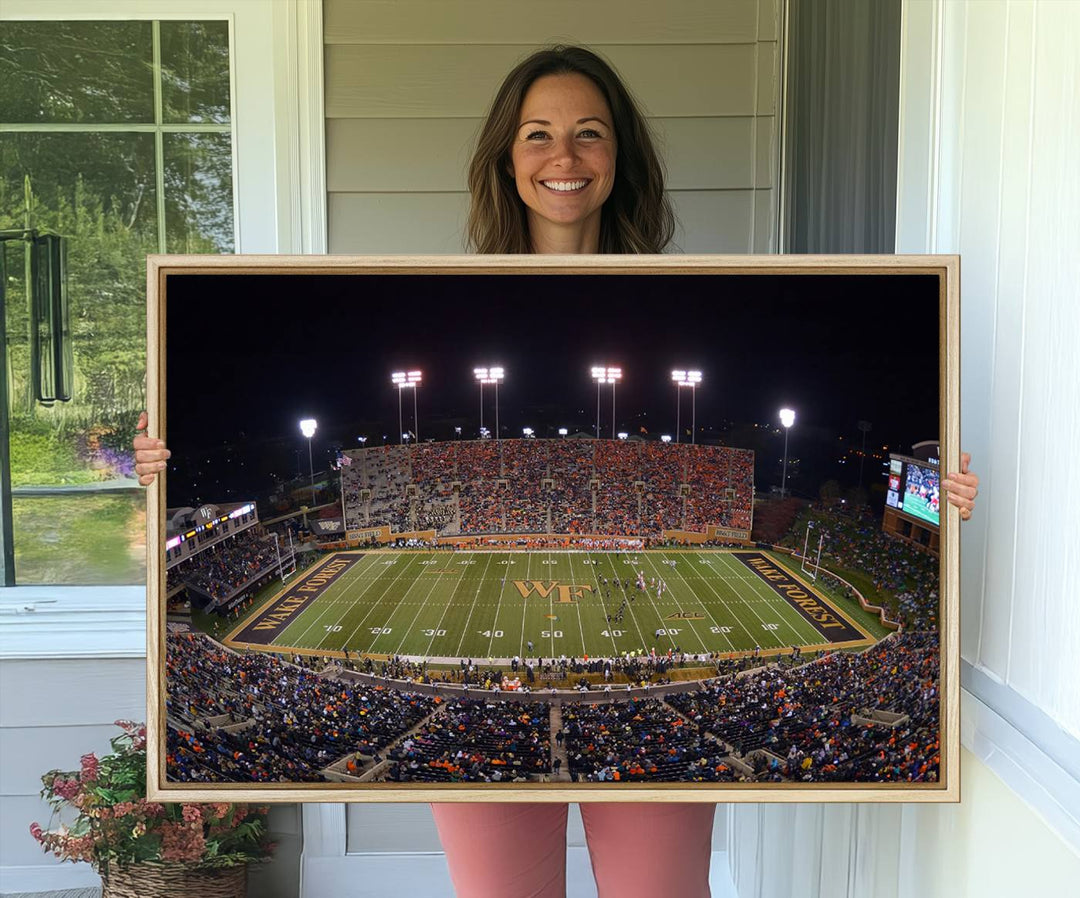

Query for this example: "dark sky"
[165,272,940,504]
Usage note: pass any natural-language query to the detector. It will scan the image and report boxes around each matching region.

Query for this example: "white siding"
[0,659,146,877]
[729,2,1080,895]
[324,0,782,254]
[899,0,1080,735]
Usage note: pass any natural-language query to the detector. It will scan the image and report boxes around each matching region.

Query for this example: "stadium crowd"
[166,529,284,604]
[562,698,746,783]
[780,503,939,628]
[338,438,753,539]
[165,633,434,783]
[666,632,940,783]
[381,700,551,783]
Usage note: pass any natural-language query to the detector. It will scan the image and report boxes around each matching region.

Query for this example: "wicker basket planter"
[101,862,247,898]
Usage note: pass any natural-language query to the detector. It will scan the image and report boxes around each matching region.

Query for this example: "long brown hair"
[467,46,675,254]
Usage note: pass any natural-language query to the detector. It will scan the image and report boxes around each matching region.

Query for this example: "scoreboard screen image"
[887,458,940,527]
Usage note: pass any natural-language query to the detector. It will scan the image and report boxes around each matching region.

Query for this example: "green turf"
[767,553,896,641]
[252,550,869,661]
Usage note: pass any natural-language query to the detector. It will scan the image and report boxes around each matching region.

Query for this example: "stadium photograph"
[152,260,952,798]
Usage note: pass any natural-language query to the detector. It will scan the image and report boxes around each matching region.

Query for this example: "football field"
[228,549,872,662]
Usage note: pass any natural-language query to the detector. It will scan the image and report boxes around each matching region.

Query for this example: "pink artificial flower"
[80,753,99,782]
[52,777,80,801]
[29,822,43,842]
[160,821,206,863]
[181,805,202,824]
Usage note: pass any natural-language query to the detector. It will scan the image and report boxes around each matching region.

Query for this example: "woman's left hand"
[942,452,979,521]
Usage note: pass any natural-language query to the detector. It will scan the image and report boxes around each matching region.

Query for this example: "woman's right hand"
[133,411,170,486]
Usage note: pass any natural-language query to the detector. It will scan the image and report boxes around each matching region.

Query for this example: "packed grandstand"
[164,433,941,787]
[339,439,754,537]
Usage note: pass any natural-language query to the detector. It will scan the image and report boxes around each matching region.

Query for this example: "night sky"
[164,272,940,506]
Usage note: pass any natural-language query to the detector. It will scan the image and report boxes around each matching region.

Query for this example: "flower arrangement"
[30,721,273,876]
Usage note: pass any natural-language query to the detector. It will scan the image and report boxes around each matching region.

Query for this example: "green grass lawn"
[233,549,872,661]
[13,493,145,584]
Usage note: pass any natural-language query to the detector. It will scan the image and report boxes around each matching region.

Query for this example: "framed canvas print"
[145,254,959,803]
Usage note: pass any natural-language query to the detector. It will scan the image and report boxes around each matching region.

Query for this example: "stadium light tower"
[857,419,873,488]
[474,366,504,441]
[671,369,703,444]
[591,366,605,438]
[391,370,422,444]
[779,407,796,498]
[299,418,317,503]
[591,365,621,439]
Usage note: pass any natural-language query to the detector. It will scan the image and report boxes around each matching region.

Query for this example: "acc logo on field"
[666,611,704,620]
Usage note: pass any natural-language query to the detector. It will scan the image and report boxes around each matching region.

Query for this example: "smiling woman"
[510,73,617,253]
[466,45,674,255]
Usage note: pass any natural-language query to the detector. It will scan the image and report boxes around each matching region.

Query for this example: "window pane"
[2,132,156,585]
[160,21,232,124]
[164,133,235,252]
[12,493,145,585]
[0,22,154,124]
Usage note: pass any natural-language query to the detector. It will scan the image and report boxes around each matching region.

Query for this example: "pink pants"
[431,802,715,898]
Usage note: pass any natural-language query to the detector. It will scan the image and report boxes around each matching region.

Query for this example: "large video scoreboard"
[883,448,939,554]
[886,456,940,527]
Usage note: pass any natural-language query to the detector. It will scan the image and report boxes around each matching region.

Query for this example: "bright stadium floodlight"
[617,432,628,440]
[779,407,796,498]
[672,369,703,444]
[558,427,568,437]
[475,366,505,440]
[392,370,422,444]
[299,418,317,504]
[523,426,534,438]
[661,434,672,444]
[591,366,606,438]
[605,366,623,440]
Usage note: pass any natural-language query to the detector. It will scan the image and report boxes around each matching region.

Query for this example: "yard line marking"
[517,551,532,659]
[421,559,469,658]
[714,553,823,647]
[333,553,429,655]
[599,553,647,650]
[645,551,734,652]
[392,554,449,656]
[290,553,396,648]
[453,552,496,657]
[668,551,762,647]
[731,553,834,645]
[638,552,708,652]
[583,551,620,658]
[709,554,802,649]
[487,552,513,660]
[276,554,381,650]
[569,552,588,657]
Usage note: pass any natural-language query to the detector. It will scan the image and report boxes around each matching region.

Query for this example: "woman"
[136,45,979,898]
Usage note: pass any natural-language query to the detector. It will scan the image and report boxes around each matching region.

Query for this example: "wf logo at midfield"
[513,581,594,604]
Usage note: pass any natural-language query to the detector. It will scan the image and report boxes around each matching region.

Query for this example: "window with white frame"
[1,19,234,585]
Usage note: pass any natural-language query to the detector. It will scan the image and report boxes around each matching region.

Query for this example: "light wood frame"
[146,253,960,803]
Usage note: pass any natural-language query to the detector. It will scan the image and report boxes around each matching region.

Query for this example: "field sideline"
[226,549,874,663]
